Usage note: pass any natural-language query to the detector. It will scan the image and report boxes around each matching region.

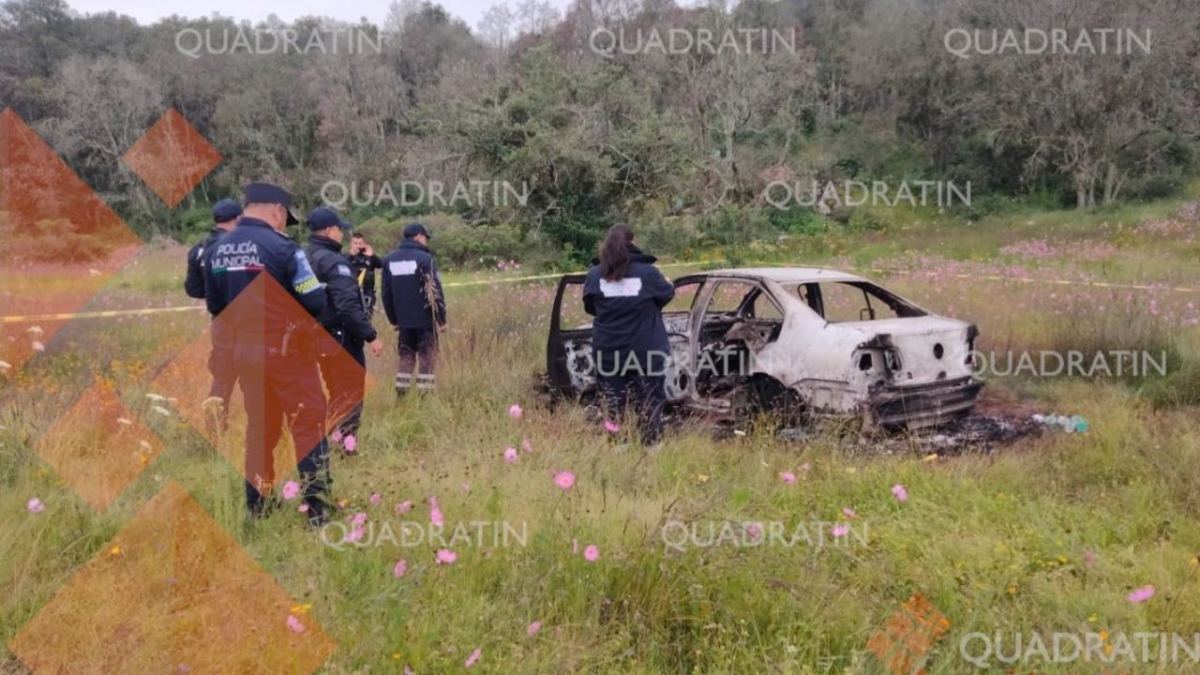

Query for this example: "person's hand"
[368,338,383,357]
[364,245,374,256]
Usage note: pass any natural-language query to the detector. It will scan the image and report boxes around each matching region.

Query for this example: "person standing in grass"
[583,224,675,446]
[381,223,446,393]
[184,198,241,428]
[203,183,332,524]
[304,207,383,454]
[347,232,383,317]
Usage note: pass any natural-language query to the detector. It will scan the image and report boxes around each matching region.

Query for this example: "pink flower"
[504,447,519,464]
[395,500,413,515]
[831,523,850,538]
[1082,549,1097,567]
[1127,585,1155,603]
[331,430,343,444]
[521,438,534,453]
[436,549,457,565]
[554,471,576,490]
[891,484,908,502]
[343,435,357,453]
[349,512,368,527]
[583,545,600,562]
[26,497,44,514]
[464,647,481,668]
[369,493,382,506]
[779,471,796,485]
[281,481,301,501]
[603,419,620,434]
[744,522,764,541]
[298,503,310,513]
[286,615,306,633]
[344,527,365,543]
[429,497,444,527]
[393,559,408,578]
[526,621,542,636]
[842,507,857,519]
[508,404,523,420]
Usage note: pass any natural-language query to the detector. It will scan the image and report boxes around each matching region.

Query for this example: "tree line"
[2,0,1198,263]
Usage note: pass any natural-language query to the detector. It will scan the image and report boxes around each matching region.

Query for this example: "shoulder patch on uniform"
[389,260,418,276]
[337,264,352,277]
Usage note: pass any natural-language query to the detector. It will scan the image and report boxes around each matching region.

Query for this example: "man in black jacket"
[346,232,383,317]
[184,198,241,427]
[381,223,446,393]
[203,182,331,523]
[304,207,382,451]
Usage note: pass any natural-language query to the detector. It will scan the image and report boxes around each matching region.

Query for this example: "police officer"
[203,182,332,524]
[304,207,382,452]
[583,224,675,446]
[346,232,383,317]
[381,223,446,393]
[184,199,242,425]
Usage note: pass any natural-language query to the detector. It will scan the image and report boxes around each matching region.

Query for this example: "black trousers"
[234,340,330,512]
[207,319,237,403]
[596,350,666,445]
[317,328,366,442]
[395,327,438,392]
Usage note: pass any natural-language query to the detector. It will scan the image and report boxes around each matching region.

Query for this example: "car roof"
[699,267,869,284]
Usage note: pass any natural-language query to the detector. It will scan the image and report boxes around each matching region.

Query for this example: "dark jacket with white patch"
[305,234,377,343]
[184,227,228,302]
[381,240,446,329]
[203,217,326,332]
[583,247,675,357]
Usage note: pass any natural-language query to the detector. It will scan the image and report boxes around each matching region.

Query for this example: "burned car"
[546,267,983,430]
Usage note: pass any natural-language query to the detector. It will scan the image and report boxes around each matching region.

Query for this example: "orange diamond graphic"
[9,481,337,673]
[149,274,373,490]
[0,108,141,372]
[34,380,164,511]
[122,108,221,208]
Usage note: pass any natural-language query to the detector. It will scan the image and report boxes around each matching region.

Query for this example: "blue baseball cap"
[403,222,431,239]
[243,182,299,225]
[307,206,352,231]
[212,198,242,223]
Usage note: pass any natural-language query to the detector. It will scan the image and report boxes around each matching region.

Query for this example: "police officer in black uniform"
[381,223,446,393]
[346,232,383,317]
[185,199,242,424]
[583,224,675,446]
[304,207,382,452]
[203,183,332,523]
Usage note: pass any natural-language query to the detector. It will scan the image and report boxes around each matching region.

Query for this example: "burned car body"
[546,267,983,430]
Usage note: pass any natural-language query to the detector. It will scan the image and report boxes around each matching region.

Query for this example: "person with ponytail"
[583,224,676,446]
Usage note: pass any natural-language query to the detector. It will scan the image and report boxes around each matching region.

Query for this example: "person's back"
[584,252,674,357]
[205,217,325,333]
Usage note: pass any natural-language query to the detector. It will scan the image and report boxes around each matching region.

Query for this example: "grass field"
[4,199,1200,673]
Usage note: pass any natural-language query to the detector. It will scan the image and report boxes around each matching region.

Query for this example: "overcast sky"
[64,0,565,33]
